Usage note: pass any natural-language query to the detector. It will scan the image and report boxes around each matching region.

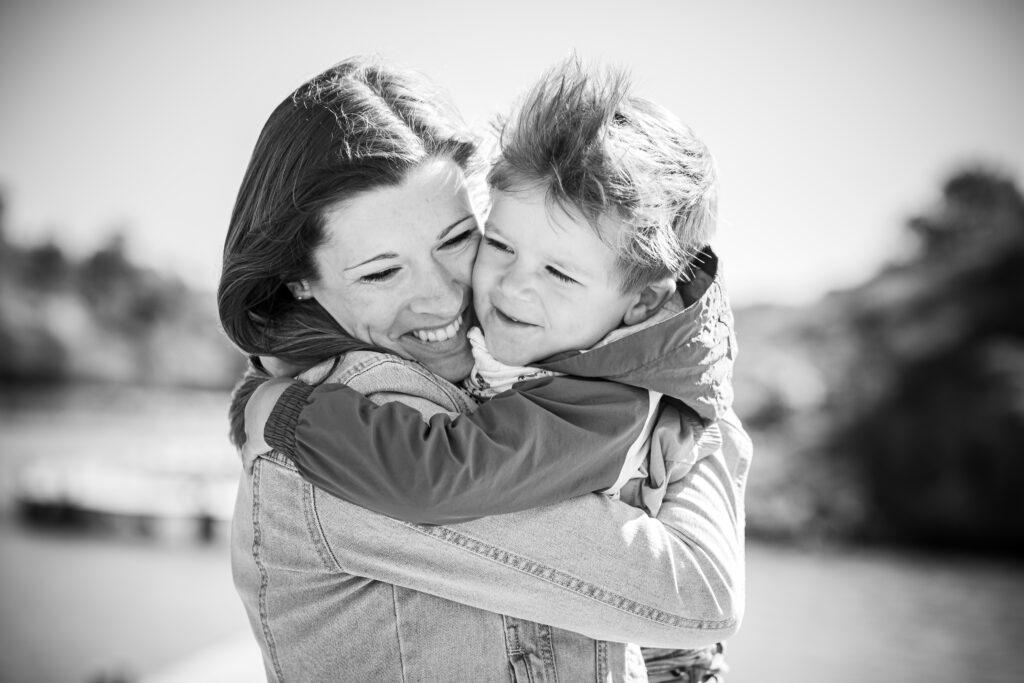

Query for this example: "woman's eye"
[485,237,513,254]
[440,229,477,249]
[360,267,399,283]
[547,266,578,285]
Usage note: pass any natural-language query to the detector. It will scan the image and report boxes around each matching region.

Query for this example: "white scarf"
[462,327,562,400]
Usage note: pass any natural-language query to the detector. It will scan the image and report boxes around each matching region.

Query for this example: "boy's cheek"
[470,257,497,298]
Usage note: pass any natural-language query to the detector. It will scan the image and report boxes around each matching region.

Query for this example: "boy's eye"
[485,237,513,254]
[546,266,578,285]
[360,267,400,283]
[440,229,478,249]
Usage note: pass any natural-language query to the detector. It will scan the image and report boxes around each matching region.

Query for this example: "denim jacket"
[233,346,750,681]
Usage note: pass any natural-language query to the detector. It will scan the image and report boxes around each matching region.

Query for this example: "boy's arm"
[250,376,657,524]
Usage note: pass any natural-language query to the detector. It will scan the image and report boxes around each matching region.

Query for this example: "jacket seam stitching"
[401,522,734,631]
[335,355,473,412]
[251,461,286,682]
[540,622,558,683]
[330,354,397,383]
[595,640,607,682]
[303,482,340,571]
[390,585,409,683]
[306,486,345,572]
[259,450,299,472]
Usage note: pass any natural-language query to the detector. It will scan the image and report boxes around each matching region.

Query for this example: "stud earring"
[288,279,313,301]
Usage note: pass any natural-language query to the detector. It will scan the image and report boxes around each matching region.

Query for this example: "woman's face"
[308,158,481,383]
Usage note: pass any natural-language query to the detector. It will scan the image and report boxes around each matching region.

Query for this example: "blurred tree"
[0,189,6,245]
[909,168,1024,258]
[829,167,1024,554]
[80,233,133,298]
[78,232,186,336]
[0,214,243,388]
[23,242,72,291]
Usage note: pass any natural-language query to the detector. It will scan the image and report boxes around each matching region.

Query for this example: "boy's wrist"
[264,381,316,457]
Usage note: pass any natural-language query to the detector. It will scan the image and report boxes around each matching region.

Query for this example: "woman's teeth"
[412,315,463,343]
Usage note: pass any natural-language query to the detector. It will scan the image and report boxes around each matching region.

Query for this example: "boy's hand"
[241,377,298,470]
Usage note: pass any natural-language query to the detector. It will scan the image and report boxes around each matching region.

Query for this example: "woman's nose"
[409,263,464,317]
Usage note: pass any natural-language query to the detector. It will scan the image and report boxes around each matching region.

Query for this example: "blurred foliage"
[0,196,246,388]
[734,167,1024,555]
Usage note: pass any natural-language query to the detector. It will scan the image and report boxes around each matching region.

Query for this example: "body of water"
[1,385,1023,682]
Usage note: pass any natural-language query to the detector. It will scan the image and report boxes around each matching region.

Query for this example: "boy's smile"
[473,186,643,366]
[491,305,535,327]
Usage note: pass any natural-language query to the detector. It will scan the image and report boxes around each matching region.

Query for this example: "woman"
[219,56,749,682]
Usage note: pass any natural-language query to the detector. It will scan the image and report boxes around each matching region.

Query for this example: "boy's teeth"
[412,315,462,343]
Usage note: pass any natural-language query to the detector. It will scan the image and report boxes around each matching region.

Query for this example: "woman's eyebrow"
[436,214,476,241]
[345,252,399,271]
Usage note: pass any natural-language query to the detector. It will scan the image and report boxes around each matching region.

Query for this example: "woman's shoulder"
[300,351,476,415]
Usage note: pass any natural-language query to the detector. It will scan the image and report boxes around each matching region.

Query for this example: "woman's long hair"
[218,56,479,369]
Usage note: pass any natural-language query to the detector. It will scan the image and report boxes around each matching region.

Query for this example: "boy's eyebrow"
[482,220,507,236]
[548,255,588,276]
[346,214,476,270]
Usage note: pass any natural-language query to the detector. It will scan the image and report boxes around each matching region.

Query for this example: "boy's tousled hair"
[488,57,717,292]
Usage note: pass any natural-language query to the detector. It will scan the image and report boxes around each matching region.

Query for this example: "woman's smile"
[409,313,464,343]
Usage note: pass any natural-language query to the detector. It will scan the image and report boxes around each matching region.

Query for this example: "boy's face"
[473,186,639,366]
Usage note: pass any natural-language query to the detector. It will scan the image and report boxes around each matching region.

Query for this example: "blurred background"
[1,1,1023,681]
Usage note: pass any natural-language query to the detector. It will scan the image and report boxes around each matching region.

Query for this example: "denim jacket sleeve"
[301,425,746,648]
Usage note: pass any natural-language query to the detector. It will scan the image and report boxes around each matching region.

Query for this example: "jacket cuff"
[265,382,316,457]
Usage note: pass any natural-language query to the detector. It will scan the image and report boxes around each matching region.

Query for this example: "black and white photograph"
[1,1,1022,681]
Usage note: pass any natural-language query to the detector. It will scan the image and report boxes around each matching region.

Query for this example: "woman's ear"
[286,279,313,301]
[622,277,677,326]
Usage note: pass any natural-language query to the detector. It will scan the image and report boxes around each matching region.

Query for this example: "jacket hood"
[535,247,735,424]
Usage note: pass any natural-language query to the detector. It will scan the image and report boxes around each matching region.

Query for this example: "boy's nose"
[498,268,535,301]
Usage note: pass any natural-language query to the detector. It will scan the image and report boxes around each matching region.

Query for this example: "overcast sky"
[1,0,1022,305]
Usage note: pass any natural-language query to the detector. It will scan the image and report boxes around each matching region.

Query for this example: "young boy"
[456,59,728,515]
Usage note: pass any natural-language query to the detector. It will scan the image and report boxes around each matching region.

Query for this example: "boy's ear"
[622,277,677,326]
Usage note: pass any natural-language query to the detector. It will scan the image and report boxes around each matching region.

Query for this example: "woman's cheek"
[329,289,397,348]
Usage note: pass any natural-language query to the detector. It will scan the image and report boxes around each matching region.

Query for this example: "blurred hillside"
[735,167,1024,555]
[0,196,246,389]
